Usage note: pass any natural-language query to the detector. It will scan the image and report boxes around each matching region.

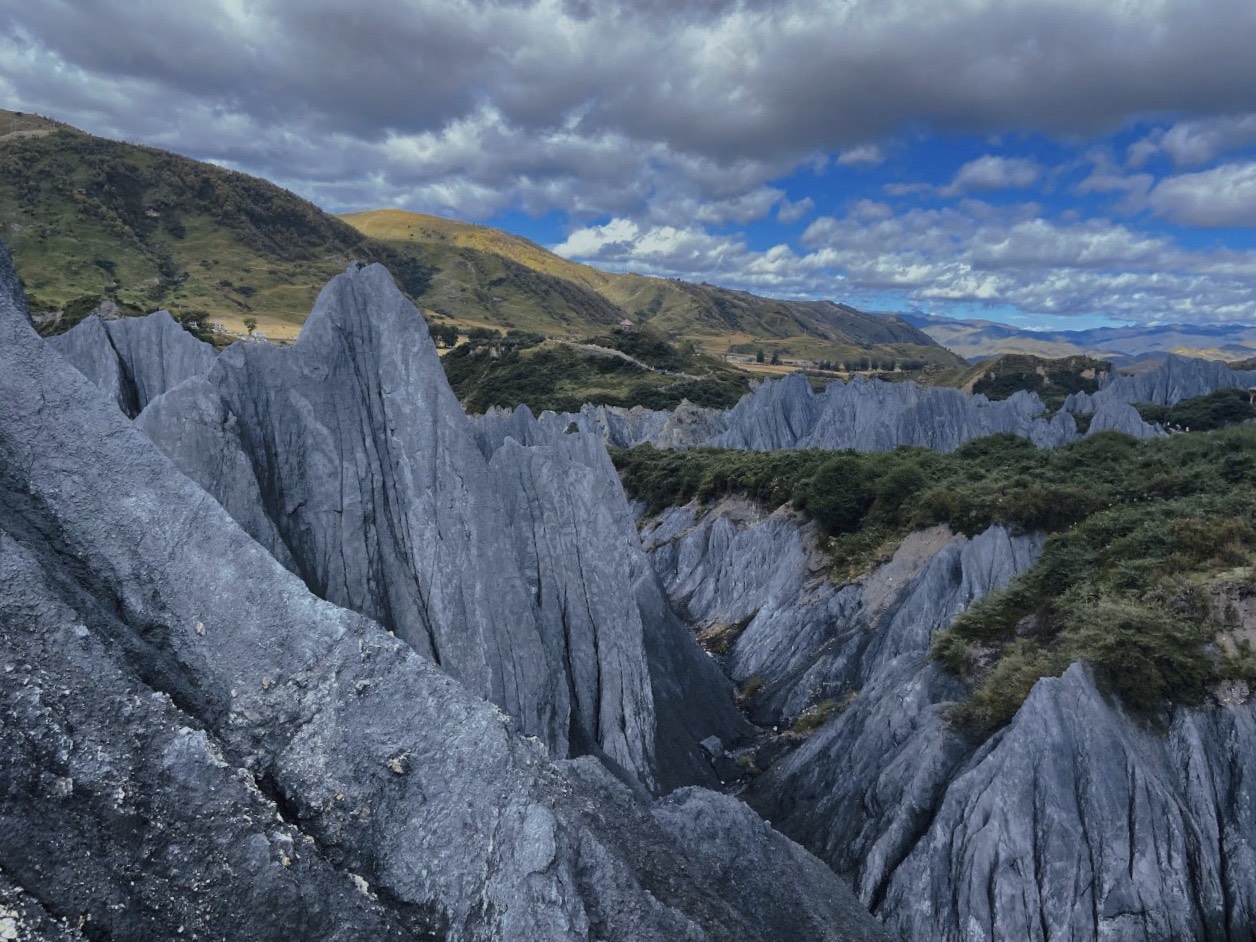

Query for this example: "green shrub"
[790,699,842,734]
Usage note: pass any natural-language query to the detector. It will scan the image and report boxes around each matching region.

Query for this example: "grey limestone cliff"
[136,266,569,763]
[543,372,1084,454]
[47,310,216,418]
[643,494,1256,942]
[877,664,1256,942]
[1064,354,1256,437]
[474,406,749,791]
[2,240,889,941]
[65,263,741,795]
[710,373,1078,451]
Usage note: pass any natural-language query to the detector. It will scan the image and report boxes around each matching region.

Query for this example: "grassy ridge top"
[343,208,961,369]
[0,111,431,340]
[2,112,956,373]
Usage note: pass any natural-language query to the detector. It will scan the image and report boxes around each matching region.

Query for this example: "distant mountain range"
[903,311,1256,363]
[0,108,957,370]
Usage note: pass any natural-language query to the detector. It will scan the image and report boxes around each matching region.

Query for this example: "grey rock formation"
[1064,354,1256,438]
[645,501,1040,723]
[487,434,659,786]
[76,264,739,794]
[491,353,1256,459]
[710,374,1078,451]
[2,239,890,940]
[477,410,749,792]
[138,268,568,759]
[644,492,1256,942]
[47,311,216,418]
[878,664,1256,942]
[652,787,891,942]
[545,373,1083,454]
[1095,353,1256,408]
[1085,400,1163,438]
[474,400,723,452]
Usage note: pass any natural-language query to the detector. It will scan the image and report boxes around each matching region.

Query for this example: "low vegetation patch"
[969,354,1109,410]
[790,699,842,735]
[443,333,750,413]
[615,426,1256,726]
[1136,387,1256,432]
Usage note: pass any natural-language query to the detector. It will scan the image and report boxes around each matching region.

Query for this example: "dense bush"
[1137,388,1256,432]
[442,337,749,414]
[615,425,1256,726]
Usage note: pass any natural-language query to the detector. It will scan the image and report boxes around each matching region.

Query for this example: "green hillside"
[924,353,1111,410]
[614,425,1256,734]
[0,110,429,340]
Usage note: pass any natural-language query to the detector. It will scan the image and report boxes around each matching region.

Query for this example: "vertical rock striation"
[65,263,738,793]
[643,492,1256,942]
[2,239,890,942]
[47,311,216,418]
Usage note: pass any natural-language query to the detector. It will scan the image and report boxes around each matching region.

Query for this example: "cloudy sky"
[3,0,1256,328]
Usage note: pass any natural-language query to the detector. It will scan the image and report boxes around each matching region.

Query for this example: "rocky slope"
[551,350,1256,453]
[53,261,746,795]
[45,310,216,418]
[2,240,889,941]
[1067,353,1256,414]
[640,497,1256,942]
[544,371,1162,451]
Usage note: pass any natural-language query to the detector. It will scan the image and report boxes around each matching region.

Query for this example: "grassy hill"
[0,110,437,341]
[920,353,1111,410]
[2,109,959,410]
[345,208,961,370]
[442,328,753,413]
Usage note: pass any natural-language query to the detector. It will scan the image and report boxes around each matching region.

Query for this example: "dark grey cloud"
[6,0,1256,187]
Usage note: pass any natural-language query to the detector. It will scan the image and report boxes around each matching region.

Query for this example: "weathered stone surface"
[132,266,745,791]
[0,871,85,942]
[1,239,890,941]
[1064,354,1256,439]
[645,489,1256,942]
[551,373,1082,453]
[710,374,1077,451]
[477,410,749,792]
[880,665,1256,942]
[0,533,419,942]
[487,434,659,786]
[1095,354,1256,408]
[1086,400,1163,438]
[134,266,575,766]
[48,311,216,418]
[652,787,892,942]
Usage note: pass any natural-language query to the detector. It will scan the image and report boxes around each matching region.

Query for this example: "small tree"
[243,317,258,335]
[770,350,781,366]
[755,348,765,363]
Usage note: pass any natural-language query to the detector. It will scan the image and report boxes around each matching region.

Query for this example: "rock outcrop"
[878,664,1256,942]
[481,426,747,791]
[643,495,1256,942]
[1064,354,1256,437]
[540,372,1084,454]
[47,311,216,418]
[51,263,743,795]
[2,241,890,940]
[710,374,1079,450]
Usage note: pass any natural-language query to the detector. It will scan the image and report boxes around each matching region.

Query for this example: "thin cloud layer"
[3,0,1256,324]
